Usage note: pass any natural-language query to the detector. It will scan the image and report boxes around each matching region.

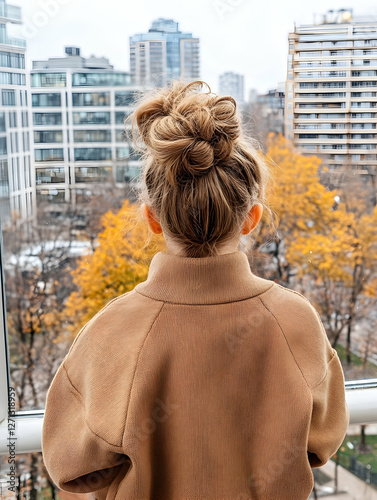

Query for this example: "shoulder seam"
[258,295,310,390]
[275,283,311,303]
[68,289,136,352]
[61,363,123,449]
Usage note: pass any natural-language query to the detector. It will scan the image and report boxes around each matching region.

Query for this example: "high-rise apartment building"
[129,18,200,87]
[0,0,32,226]
[219,72,245,105]
[285,9,377,176]
[30,47,143,220]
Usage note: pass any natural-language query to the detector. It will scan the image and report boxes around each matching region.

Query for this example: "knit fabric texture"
[42,250,350,500]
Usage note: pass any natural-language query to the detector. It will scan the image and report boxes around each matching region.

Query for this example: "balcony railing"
[0,381,376,454]
[0,33,26,48]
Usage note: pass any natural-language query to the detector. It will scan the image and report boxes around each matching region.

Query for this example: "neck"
[163,232,241,257]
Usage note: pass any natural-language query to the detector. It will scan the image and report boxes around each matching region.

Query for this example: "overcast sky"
[9,0,377,97]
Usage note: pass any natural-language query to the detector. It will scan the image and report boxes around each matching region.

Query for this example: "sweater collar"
[134,250,274,305]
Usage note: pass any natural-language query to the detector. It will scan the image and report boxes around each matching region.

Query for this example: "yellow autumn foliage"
[64,199,165,336]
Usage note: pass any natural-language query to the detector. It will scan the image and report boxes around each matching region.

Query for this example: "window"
[9,111,17,128]
[74,166,112,182]
[0,50,25,69]
[2,89,15,106]
[352,81,377,87]
[35,148,64,161]
[31,73,67,87]
[322,82,346,88]
[32,93,61,107]
[0,112,5,132]
[36,188,66,203]
[36,167,65,184]
[2,7,377,500]
[73,130,111,142]
[299,83,319,88]
[351,123,376,129]
[72,111,110,125]
[116,165,140,183]
[115,111,131,125]
[0,71,25,85]
[33,112,62,126]
[352,70,377,77]
[34,130,63,143]
[72,72,131,86]
[116,146,130,159]
[116,129,127,142]
[115,90,139,106]
[0,136,7,155]
[72,92,110,106]
[351,102,376,108]
[351,113,375,118]
[74,147,112,161]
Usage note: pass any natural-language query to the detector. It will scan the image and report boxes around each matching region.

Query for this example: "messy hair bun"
[131,80,270,258]
[134,82,240,185]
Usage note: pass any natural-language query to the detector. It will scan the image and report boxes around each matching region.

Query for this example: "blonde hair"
[131,80,270,258]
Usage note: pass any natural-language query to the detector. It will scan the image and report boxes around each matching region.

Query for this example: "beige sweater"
[42,250,349,500]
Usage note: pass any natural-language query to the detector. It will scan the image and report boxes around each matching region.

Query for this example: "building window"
[0,112,5,132]
[36,188,65,203]
[73,130,111,142]
[0,51,25,69]
[74,147,112,161]
[72,72,131,86]
[0,136,7,155]
[33,112,62,126]
[116,146,130,159]
[2,90,15,106]
[116,165,140,183]
[74,166,112,182]
[9,111,17,128]
[0,71,25,85]
[34,130,63,143]
[115,129,128,142]
[35,148,64,162]
[72,92,110,107]
[32,93,61,107]
[115,111,131,125]
[36,167,65,184]
[115,91,138,106]
[31,72,66,87]
[72,112,111,125]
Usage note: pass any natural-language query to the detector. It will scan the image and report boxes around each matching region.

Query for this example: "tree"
[250,133,338,284]
[64,199,165,337]
[249,134,377,368]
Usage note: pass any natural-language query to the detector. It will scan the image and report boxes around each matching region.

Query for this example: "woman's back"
[42,80,349,499]
[42,250,348,499]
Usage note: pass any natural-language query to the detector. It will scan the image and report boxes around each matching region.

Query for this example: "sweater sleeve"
[42,362,129,493]
[307,348,350,468]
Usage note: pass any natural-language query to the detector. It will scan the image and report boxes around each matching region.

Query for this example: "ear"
[241,203,263,235]
[141,203,163,235]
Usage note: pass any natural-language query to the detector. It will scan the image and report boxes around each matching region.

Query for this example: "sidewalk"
[309,460,377,500]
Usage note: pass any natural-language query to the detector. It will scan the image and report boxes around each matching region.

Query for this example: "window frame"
[0,225,377,456]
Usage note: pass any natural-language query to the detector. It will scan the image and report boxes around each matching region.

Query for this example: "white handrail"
[0,384,376,455]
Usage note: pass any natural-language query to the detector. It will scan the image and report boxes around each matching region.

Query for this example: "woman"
[42,80,349,500]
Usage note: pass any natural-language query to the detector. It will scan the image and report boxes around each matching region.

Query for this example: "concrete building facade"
[285,9,377,177]
[30,47,142,220]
